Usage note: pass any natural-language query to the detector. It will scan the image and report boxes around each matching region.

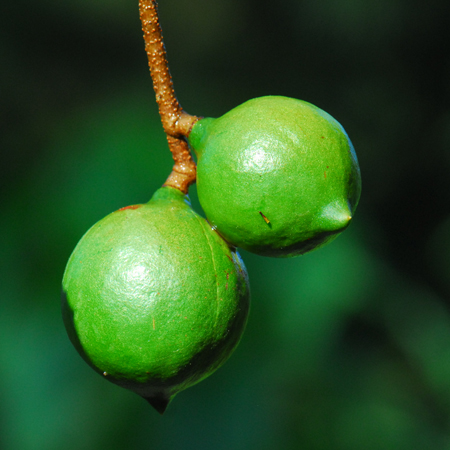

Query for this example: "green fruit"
[188,96,361,257]
[62,186,250,414]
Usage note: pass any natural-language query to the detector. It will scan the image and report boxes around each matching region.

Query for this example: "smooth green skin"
[189,96,362,257]
[62,187,250,414]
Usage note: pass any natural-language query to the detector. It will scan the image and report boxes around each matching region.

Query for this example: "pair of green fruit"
[62,96,361,413]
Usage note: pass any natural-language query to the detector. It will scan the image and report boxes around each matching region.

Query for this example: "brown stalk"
[139,0,199,193]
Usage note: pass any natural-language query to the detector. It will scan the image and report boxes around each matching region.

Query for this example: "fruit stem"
[139,0,198,193]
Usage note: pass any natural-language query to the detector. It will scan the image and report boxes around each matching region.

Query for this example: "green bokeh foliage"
[1,0,450,448]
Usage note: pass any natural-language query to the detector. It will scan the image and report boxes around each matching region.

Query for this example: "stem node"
[139,0,197,193]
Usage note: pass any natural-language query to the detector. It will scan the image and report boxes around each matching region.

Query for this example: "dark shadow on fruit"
[61,289,94,366]
[250,224,351,258]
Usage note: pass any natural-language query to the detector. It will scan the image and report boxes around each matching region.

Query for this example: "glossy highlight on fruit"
[62,187,250,414]
[188,96,362,257]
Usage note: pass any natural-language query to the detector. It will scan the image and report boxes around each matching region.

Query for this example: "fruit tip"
[144,394,171,415]
[320,202,353,231]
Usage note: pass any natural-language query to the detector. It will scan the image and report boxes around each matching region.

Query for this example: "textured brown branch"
[139,0,198,193]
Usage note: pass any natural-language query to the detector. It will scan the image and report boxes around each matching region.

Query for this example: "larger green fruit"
[62,187,250,414]
[189,96,361,257]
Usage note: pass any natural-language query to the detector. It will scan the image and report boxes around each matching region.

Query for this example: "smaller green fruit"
[62,187,250,413]
[188,96,361,257]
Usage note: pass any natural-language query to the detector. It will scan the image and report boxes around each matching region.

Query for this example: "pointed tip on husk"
[320,202,353,232]
[144,394,171,415]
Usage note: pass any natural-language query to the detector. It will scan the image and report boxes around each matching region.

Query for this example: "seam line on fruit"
[193,212,221,329]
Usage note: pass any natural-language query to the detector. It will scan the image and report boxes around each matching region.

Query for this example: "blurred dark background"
[2,0,450,448]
